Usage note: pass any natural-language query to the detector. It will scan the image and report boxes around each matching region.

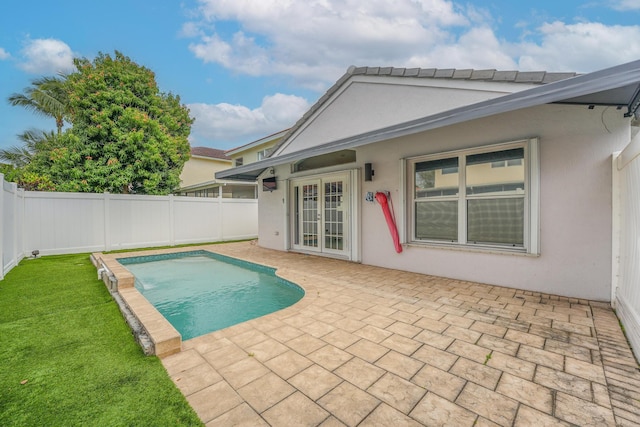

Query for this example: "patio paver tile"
[485,351,536,380]
[367,372,426,414]
[244,338,289,362]
[217,356,270,389]
[504,329,545,348]
[412,343,459,371]
[187,381,243,424]
[469,321,507,338]
[322,329,361,349]
[450,357,502,390]
[448,339,492,363]
[413,329,455,349]
[170,361,223,396]
[456,382,519,427]
[162,348,207,376]
[375,350,424,380]
[411,392,477,426]
[534,365,592,401]
[288,364,343,400]
[496,373,553,413]
[264,350,313,379]
[299,320,337,337]
[285,333,327,355]
[318,381,380,426]
[345,338,389,363]
[554,392,617,426]
[380,334,422,355]
[353,324,393,343]
[517,345,565,370]
[262,392,330,427]
[205,403,269,427]
[513,405,570,427]
[565,356,607,384]
[412,364,466,400]
[308,345,353,371]
[268,325,304,342]
[545,338,593,362]
[201,343,249,370]
[237,372,295,413]
[334,357,386,390]
[477,334,520,356]
[359,403,423,427]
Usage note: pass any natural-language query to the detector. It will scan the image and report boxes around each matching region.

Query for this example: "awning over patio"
[216,59,640,181]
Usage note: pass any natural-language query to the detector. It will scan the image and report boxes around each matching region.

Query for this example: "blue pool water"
[118,251,304,340]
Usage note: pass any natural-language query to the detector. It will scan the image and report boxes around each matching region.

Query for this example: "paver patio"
[133,242,640,426]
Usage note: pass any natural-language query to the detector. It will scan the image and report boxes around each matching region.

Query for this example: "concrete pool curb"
[91,251,183,358]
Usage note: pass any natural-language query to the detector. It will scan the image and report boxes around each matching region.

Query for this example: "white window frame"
[406,138,539,255]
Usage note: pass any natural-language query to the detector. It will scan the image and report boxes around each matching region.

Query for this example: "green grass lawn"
[0,254,203,426]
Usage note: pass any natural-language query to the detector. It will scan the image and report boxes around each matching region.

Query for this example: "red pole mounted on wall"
[375,192,403,253]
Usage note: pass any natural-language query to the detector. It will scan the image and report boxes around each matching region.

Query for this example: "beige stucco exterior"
[257,102,630,301]
[179,156,231,188]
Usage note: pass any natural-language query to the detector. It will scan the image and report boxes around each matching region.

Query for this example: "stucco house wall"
[275,77,539,156]
[258,103,629,300]
[179,156,231,188]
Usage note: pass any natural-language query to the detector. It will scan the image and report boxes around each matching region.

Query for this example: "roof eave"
[216,60,640,181]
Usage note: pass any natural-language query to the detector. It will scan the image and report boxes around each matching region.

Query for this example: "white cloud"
[405,26,518,70]
[189,0,470,88]
[515,21,640,72]
[18,38,75,75]
[184,1,640,142]
[0,47,10,60]
[187,0,640,85]
[609,0,640,11]
[187,93,310,147]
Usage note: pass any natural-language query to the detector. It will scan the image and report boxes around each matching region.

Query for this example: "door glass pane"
[324,181,344,250]
[466,148,524,195]
[415,157,459,198]
[302,184,318,247]
[415,201,458,241]
[467,198,524,245]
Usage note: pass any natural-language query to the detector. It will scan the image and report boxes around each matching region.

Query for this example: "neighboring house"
[217,60,640,301]
[226,129,289,168]
[177,147,255,198]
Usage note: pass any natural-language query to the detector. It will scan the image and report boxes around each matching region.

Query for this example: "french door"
[292,174,350,257]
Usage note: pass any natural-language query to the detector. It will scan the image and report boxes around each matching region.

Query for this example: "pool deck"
[107,242,640,426]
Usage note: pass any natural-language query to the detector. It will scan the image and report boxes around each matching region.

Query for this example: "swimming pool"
[118,250,304,340]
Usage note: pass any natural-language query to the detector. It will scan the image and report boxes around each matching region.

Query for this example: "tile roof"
[190,147,231,160]
[271,66,579,156]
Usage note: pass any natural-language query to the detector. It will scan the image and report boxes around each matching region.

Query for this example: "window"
[407,139,538,253]
[235,157,244,167]
[257,149,269,161]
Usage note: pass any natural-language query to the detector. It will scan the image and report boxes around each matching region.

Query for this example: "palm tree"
[0,128,56,168]
[7,76,69,135]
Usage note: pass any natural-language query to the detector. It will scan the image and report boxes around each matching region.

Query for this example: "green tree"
[0,128,57,168]
[8,76,69,135]
[28,51,193,194]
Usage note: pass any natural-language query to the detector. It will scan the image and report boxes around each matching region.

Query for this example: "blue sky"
[1,0,639,152]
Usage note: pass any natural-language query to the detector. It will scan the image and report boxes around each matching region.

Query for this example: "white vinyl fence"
[613,132,640,360]
[1,173,257,280]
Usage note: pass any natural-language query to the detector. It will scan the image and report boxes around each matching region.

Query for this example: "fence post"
[103,192,111,252]
[0,174,4,280]
[19,188,25,263]
[11,181,18,270]
[218,194,224,241]
[169,194,175,246]
[611,152,621,306]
